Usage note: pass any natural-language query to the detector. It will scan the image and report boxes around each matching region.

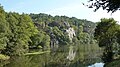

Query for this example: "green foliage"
[1,13,39,56]
[0,54,9,60]
[52,27,69,45]
[0,5,8,51]
[95,18,118,47]
[0,7,39,56]
[30,13,96,46]
[30,30,50,50]
[78,33,90,44]
[94,18,120,62]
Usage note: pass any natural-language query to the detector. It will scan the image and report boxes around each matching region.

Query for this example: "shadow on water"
[1,44,103,67]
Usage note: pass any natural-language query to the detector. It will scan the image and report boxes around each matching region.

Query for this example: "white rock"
[66,27,76,41]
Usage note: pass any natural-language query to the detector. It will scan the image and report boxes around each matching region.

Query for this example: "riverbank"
[24,51,50,55]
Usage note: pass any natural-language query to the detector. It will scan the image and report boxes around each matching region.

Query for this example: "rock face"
[64,22,70,28]
[66,28,76,41]
[50,32,59,50]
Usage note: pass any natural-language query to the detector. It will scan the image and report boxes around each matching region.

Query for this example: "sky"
[0,0,120,22]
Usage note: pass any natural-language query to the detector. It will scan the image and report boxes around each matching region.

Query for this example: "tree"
[0,5,9,52]
[4,12,20,55]
[94,18,120,62]
[30,30,50,50]
[12,14,38,55]
[87,0,120,13]
[2,13,39,56]
[52,27,70,45]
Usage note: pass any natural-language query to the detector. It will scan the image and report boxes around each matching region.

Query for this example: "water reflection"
[88,62,104,67]
[2,44,102,67]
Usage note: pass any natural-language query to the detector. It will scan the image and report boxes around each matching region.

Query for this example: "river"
[0,44,103,67]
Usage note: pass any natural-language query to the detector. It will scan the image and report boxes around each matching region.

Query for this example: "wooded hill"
[0,5,96,56]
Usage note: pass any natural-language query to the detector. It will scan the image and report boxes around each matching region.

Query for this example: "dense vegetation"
[0,6,39,56]
[94,18,120,67]
[29,13,96,46]
[0,5,97,59]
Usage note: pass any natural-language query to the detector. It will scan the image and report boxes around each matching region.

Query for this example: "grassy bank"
[24,51,50,55]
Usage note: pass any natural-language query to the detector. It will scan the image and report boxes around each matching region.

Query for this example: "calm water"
[0,45,103,67]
